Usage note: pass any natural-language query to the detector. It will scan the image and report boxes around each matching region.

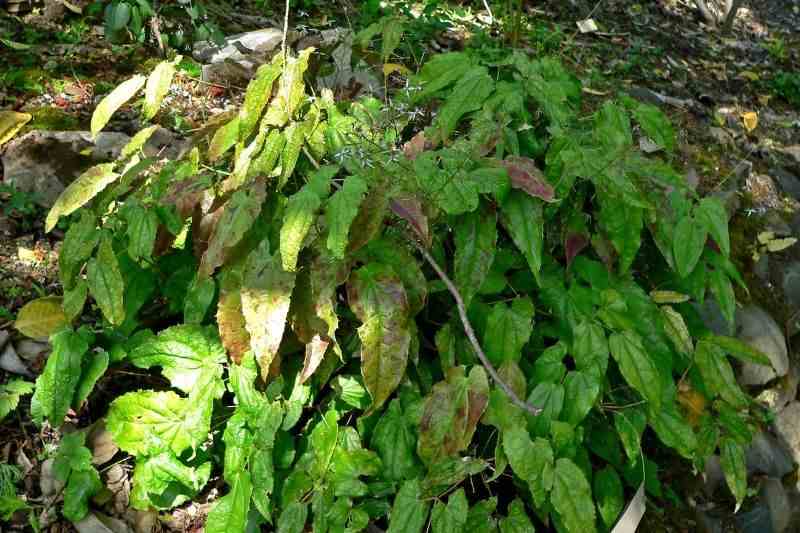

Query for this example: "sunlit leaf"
[91,75,146,138]
[46,164,119,232]
[87,235,125,326]
[14,296,68,341]
[30,329,88,426]
[143,56,181,120]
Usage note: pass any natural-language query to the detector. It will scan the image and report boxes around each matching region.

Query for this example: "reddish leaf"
[501,156,556,202]
[390,196,430,247]
[300,334,330,384]
[217,264,250,364]
[565,233,589,267]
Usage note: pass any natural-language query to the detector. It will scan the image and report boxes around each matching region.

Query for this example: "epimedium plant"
[14,38,774,533]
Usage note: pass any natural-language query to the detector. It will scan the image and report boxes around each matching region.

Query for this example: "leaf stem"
[413,242,542,416]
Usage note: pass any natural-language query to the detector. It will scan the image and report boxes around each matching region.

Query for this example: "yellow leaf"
[15,297,68,340]
[650,290,690,304]
[383,63,411,77]
[678,384,706,427]
[741,111,758,133]
[0,111,31,147]
[757,231,774,244]
[737,71,759,82]
[766,237,797,253]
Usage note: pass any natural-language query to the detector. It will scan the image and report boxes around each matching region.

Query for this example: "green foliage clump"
[771,70,800,107]
[16,41,773,532]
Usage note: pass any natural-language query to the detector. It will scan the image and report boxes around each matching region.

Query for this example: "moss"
[24,106,81,131]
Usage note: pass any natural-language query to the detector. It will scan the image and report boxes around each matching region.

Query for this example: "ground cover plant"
[3,14,779,532]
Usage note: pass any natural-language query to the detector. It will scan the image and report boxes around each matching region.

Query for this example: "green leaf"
[694,340,747,409]
[454,204,497,306]
[431,488,468,533]
[502,426,554,503]
[500,191,544,283]
[106,390,212,457]
[598,197,642,274]
[708,335,771,366]
[208,116,241,162]
[63,467,102,522]
[347,263,411,411]
[250,129,285,178]
[239,56,283,141]
[697,197,730,256]
[250,403,284,518]
[371,399,419,481]
[708,267,735,326]
[673,214,707,278]
[87,235,125,326]
[241,238,296,378]
[432,66,494,142]
[608,331,662,410]
[74,350,109,406]
[205,471,252,533]
[128,325,226,395]
[264,49,313,127]
[411,52,474,102]
[594,101,632,152]
[593,466,624,528]
[309,409,339,480]
[572,321,609,379]
[63,280,88,322]
[387,479,430,533]
[184,275,216,324]
[551,458,597,533]
[124,203,159,262]
[648,403,697,459]
[466,497,499,533]
[499,499,535,533]
[381,16,406,60]
[281,188,322,272]
[418,366,489,464]
[120,125,158,159]
[630,101,675,152]
[143,56,180,120]
[0,496,27,521]
[14,296,68,341]
[484,297,534,366]
[59,212,99,288]
[0,379,34,421]
[660,306,693,355]
[30,329,88,426]
[614,408,647,464]
[129,452,211,510]
[198,184,266,278]
[562,371,601,426]
[527,382,564,437]
[46,163,119,232]
[91,75,146,138]
[360,237,428,316]
[279,120,308,187]
[326,175,368,259]
[720,437,746,509]
[531,343,567,384]
[277,501,309,533]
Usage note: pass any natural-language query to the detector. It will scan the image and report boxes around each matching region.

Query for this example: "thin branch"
[282,0,291,62]
[413,243,542,416]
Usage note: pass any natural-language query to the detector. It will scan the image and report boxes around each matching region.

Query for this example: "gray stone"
[703,455,725,496]
[778,145,800,165]
[193,28,283,65]
[772,167,800,201]
[782,262,800,311]
[746,431,795,478]
[2,130,131,206]
[756,365,800,413]
[736,306,789,386]
[735,505,774,533]
[760,478,791,533]
[0,343,32,377]
[696,297,734,336]
[774,401,800,465]
[710,189,740,220]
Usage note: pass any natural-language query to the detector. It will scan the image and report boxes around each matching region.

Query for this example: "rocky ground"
[1,0,800,531]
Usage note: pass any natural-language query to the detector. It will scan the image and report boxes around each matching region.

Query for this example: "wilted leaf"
[418,366,490,464]
[239,56,283,141]
[661,306,693,355]
[217,265,251,364]
[281,187,323,272]
[143,56,180,120]
[15,296,68,340]
[241,238,296,378]
[264,48,313,127]
[91,75,146,138]
[389,195,431,248]
[207,116,241,162]
[198,183,265,278]
[0,111,31,147]
[46,164,119,232]
[347,263,411,411]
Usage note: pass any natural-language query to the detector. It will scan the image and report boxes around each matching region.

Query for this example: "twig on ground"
[413,242,542,416]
